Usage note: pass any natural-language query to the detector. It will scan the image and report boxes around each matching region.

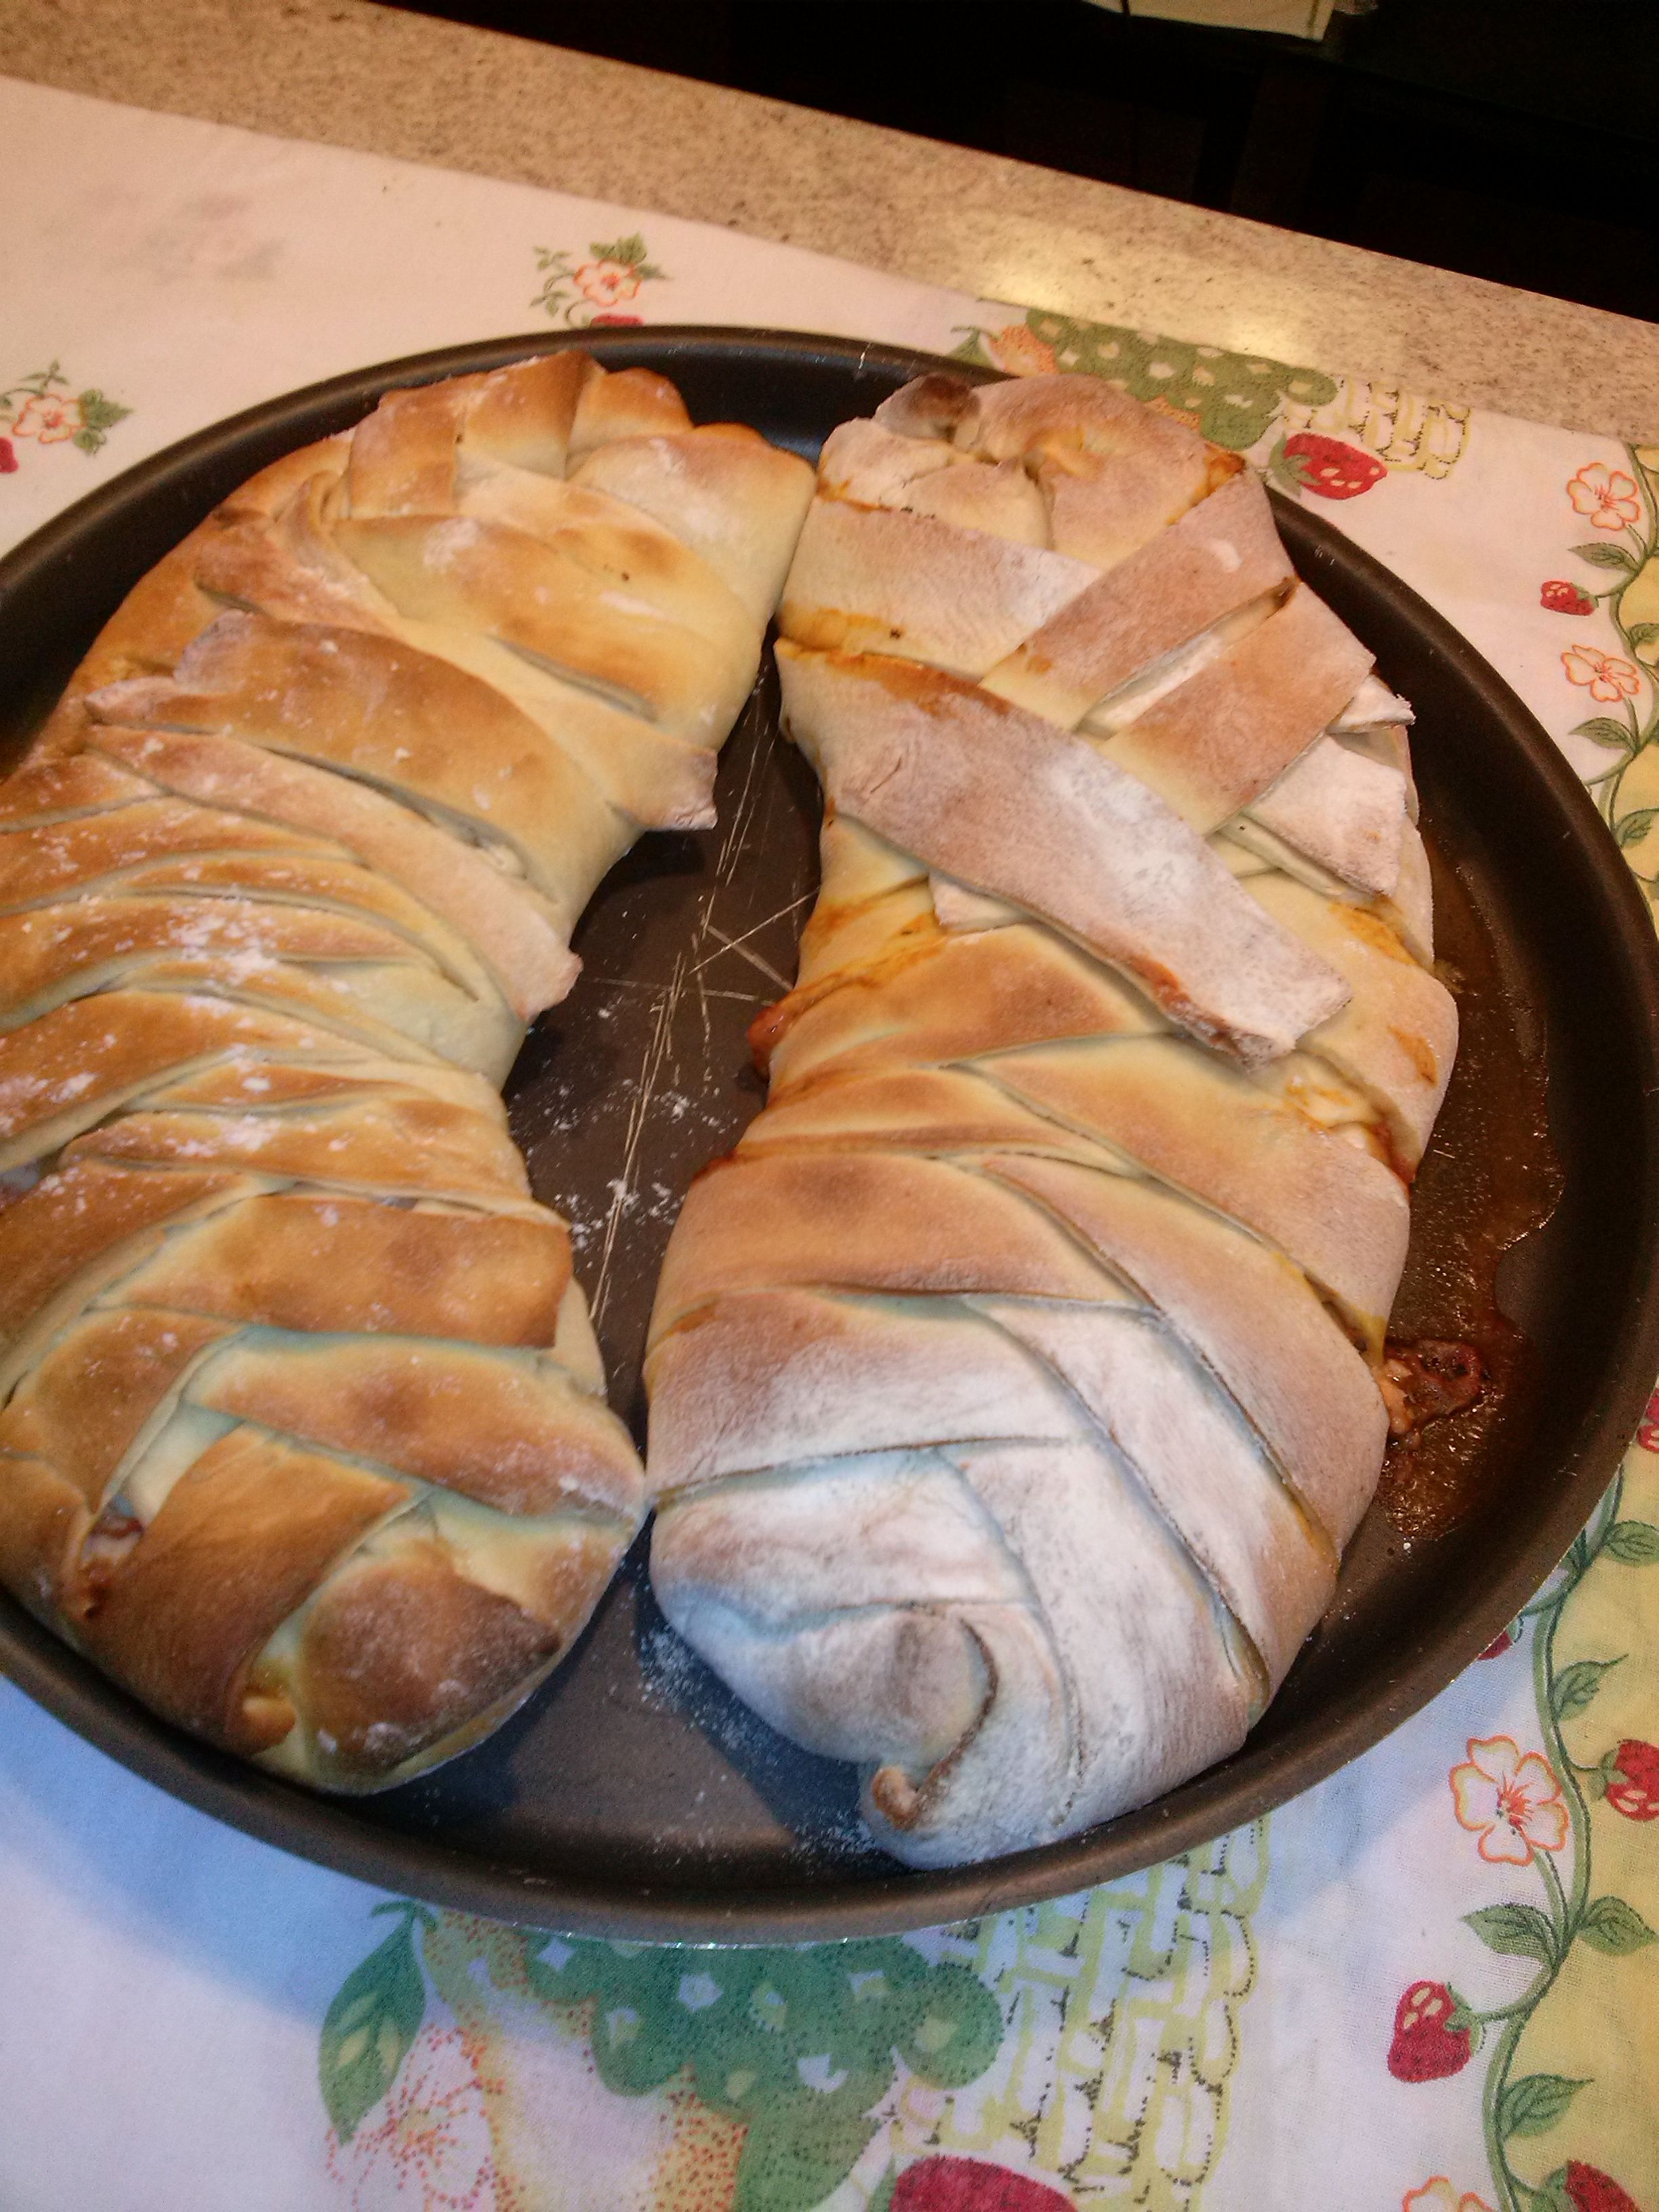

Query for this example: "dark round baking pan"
[2,329,1658,1943]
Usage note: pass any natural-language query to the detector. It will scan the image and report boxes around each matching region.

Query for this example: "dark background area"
[386,0,1658,325]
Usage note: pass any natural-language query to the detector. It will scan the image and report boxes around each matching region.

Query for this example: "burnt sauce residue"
[1377,837,1563,1540]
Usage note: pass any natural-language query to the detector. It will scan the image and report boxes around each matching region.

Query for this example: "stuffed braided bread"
[646,370,1455,1867]
[0,348,813,1790]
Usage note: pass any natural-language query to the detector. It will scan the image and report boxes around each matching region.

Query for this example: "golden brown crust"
[571,426,816,626]
[330,513,755,747]
[0,1454,104,1625]
[0,1310,231,1504]
[68,1086,533,1207]
[84,722,578,1021]
[28,434,353,758]
[119,1192,572,1345]
[289,1542,556,1778]
[192,1337,642,1517]
[0,991,386,1168]
[81,1427,406,1752]
[760,914,1156,1091]
[781,497,1094,676]
[108,611,623,903]
[0,350,811,1794]
[0,1161,254,1357]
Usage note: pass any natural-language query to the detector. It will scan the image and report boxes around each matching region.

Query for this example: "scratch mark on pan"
[716,728,769,884]
[689,883,718,1057]
[698,924,792,994]
[689,892,813,977]
[592,949,684,1324]
[591,975,758,1003]
[695,964,712,1059]
[695,881,719,951]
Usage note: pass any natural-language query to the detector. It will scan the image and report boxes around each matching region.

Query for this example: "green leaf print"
[329,1840,1268,2209]
[594,232,648,268]
[1574,716,1637,749]
[1549,1654,1624,1720]
[1576,1895,1657,1954]
[1496,2072,1588,2142]
[956,310,1338,451]
[893,1969,1003,2089]
[75,389,130,434]
[735,2095,886,2212]
[1465,1902,1557,1966]
[1266,432,1316,497]
[1603,1518,1659,1563]
[523,1933,1002,2209]
[1617,811,1659,848]
[70,388,131,455]
[527,1942,695,2095]
[1572,541,1637,571]
[318,1904,429,2143]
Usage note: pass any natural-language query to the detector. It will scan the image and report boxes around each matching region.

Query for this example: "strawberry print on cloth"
[885,2160,1073,2209]
[1388,1435,1659,2212]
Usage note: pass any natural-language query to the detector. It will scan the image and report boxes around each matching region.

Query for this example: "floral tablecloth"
[2,73,1657,2212]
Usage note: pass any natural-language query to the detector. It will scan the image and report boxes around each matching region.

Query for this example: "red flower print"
[1605,1738,1659,1821]
[1450,1736,1569,1862]
[0,437,16,474]
[1404,2184,1494,2212]
[1282,432,1387,499]
[573,258,642,310]
[1561,2163,1644,2212]
[984,325,1059,378]
[1637,1384,1659,1454]
[1387,1981,1473,2081]
[893,2156,1075,2211]
[1563,644,1643,703]
[8,391,83,445]
[1568,462,1642,532]
[1541,579,1596,615]
[1477,1627,1515,1658]
[588,314,642,327]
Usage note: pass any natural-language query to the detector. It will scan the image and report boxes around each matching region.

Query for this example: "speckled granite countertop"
[3,0,1655,438]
